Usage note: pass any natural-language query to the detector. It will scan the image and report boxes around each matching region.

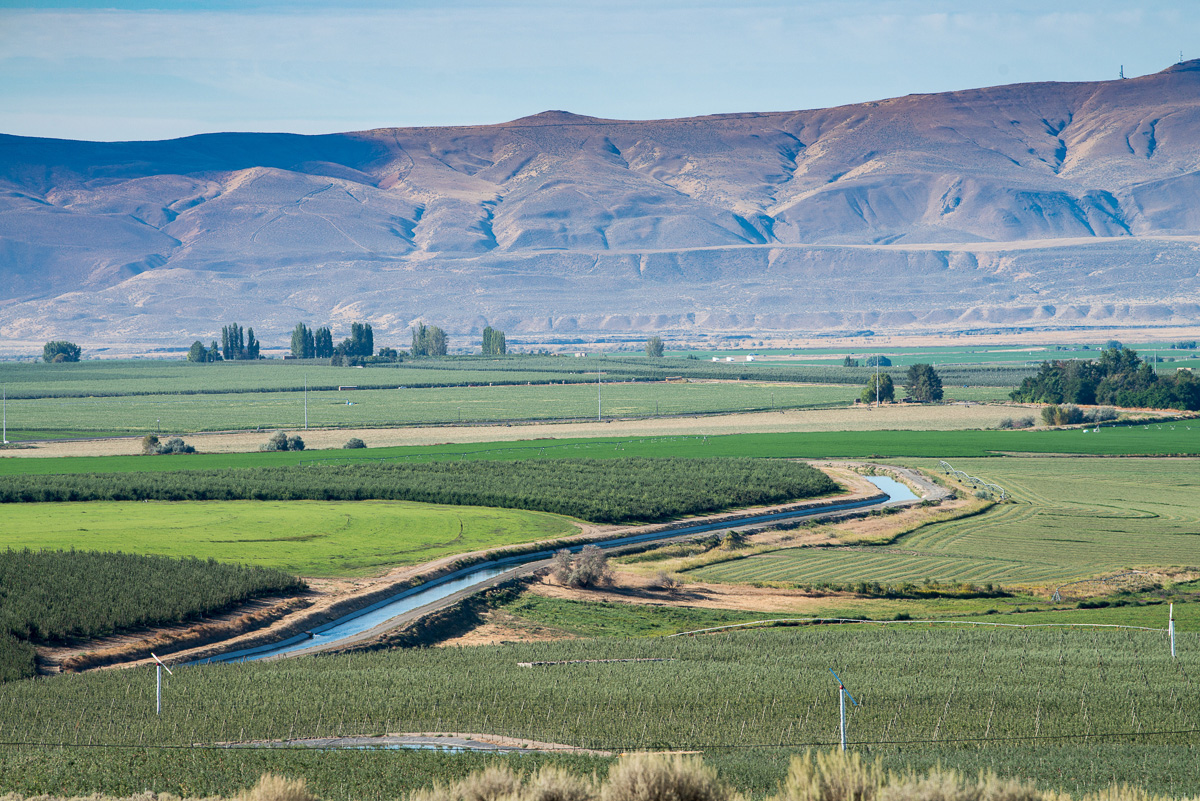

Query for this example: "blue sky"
[1,0,1196,141]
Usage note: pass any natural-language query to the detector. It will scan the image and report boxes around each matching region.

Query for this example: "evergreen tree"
[904,363,944,402]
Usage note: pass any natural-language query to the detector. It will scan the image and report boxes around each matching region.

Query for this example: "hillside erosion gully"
[50,463,943,672]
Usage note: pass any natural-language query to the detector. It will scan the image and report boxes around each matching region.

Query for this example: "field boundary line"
[668,617,1172,637]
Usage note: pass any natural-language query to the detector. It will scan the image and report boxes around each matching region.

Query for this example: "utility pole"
[304,373,308,430]
[597,364,602,421]
[2,385,7,444]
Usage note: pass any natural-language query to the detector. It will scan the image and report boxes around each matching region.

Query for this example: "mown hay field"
[692,457,1200,588]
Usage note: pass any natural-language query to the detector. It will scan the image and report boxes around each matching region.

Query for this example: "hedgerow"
[0,549,305,644]
[0,458,840,524]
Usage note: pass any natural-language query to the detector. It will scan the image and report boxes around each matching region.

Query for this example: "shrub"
[142,434,195,455]
[260,432,304,452]
[237,773,318,801]
[343,438,367,449]
[1041,404,1084,426]
[570,545,611,588]
[603,752,731,801]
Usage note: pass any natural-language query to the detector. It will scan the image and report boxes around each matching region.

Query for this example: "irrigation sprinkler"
[1170,603,1176,658]
[937,460,1008,500]
[151,652,173,715]
[828,668,859,751]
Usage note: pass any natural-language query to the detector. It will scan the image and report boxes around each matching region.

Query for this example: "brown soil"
[529,570,850,613]
[437,608,578,647]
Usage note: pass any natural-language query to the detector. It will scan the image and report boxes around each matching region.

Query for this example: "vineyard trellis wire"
[937,460,1008,500]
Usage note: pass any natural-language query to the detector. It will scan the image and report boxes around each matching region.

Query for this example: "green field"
[0,627,1196,798]
[0,500,576,577]
[0,381,859,437]
[692,457,1200,587]
[4,424,1199,478]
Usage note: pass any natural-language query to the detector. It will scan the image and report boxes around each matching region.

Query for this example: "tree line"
[0,458,840,525]
[1009,346,1200,410]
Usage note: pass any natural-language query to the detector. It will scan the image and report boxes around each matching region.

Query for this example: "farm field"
[0,355,1030,399]
[0,500,576,577]
[693,457,1200,588]
[0,381,860,438]
[4,423,1199,476]
[493,590,1200,637]
[0,627,1196,798]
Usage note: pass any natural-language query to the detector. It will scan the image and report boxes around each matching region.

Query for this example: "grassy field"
[0,626,1196,798]
[0,381,861,437]
[4,424,1198,477]
[0,500,576,577]
[691,457,1200,588]
[496,592,1200,636]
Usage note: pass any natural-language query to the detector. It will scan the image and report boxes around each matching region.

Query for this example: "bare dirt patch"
[436,608,577,647]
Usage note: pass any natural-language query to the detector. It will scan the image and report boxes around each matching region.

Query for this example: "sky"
[1,0,1197,142]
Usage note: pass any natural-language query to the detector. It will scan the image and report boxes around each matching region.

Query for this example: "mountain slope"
[2,62,1200,346]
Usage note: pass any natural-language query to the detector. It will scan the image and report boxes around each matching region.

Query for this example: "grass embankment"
[0,627,1196,798]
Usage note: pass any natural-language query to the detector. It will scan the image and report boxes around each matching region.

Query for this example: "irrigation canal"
[192,476,917,664]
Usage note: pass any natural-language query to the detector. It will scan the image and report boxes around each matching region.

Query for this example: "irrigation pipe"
[668,617,1176,637]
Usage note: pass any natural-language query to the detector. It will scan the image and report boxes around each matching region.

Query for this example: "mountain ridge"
[2,61,1200,347]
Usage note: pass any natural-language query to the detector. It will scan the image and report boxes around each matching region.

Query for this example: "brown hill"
[3,61,1200,348]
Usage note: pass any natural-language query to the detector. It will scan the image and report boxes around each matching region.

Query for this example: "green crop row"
[0,627,1194,793]
[0,549,304,647]
[0,458,839,525]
